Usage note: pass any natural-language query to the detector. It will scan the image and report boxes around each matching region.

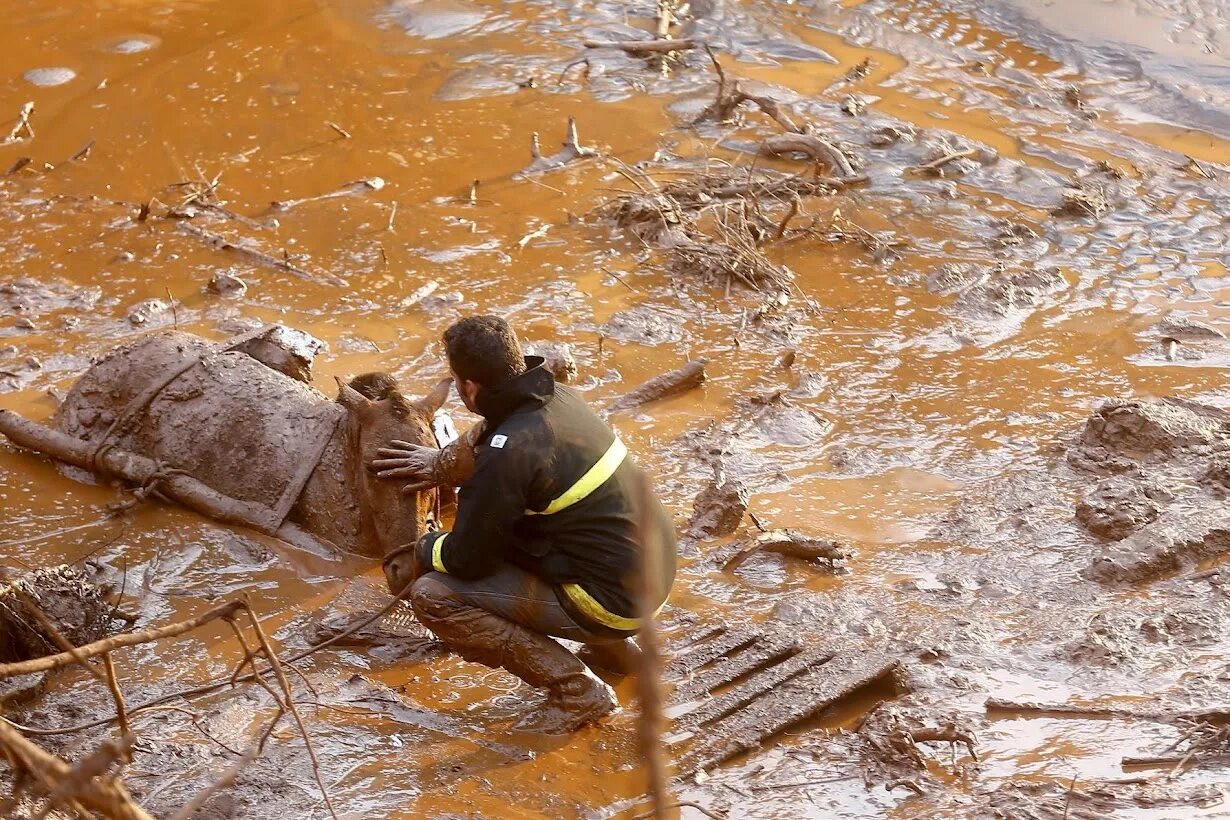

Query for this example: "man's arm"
[372,421,485,493]
[413,433,533,580]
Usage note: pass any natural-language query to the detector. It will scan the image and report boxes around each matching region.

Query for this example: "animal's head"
[336,372,451,559]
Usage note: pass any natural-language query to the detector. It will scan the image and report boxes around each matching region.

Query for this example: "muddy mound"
[1074,475,1172,541]
[1073,397,1230,468]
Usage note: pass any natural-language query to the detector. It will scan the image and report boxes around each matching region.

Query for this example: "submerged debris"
[608,358,707,412]
[0,566,113,664]
[858,702,980,789]
[207,271,249,298]
[689,472,749,538]
[525,341,578,383]
[1055,180,1111,217]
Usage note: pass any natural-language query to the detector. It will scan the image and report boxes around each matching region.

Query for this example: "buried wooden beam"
[675,651,899,776]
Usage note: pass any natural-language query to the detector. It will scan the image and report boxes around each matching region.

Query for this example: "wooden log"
[178,222,348,287]
[0,410,340,559]
[607,359,707,412]
[760,134,856,178]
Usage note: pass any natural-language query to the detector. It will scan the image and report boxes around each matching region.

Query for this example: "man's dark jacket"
[415,357,677,636]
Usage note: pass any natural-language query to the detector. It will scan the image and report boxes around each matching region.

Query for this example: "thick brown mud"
[1,0,1228,817]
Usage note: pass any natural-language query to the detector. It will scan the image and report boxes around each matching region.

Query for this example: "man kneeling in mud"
[373,316,676,734]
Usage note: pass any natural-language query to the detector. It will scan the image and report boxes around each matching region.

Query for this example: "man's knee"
[409,573,459,625]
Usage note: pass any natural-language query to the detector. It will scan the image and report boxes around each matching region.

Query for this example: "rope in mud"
[1,581,417,738]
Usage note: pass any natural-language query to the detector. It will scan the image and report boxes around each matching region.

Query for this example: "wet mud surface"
[1,0,1228,817]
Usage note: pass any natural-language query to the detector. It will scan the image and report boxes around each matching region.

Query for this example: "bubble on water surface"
[23,67,76,87]
[110,35,160,54]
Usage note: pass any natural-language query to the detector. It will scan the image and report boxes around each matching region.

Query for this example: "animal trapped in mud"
[374,316,679,733]
[26,326,450,558]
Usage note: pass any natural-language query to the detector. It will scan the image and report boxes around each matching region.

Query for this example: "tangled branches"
[0,578,340,820]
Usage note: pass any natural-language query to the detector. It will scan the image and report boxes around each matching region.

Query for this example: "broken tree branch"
[0,721,153,820]
[985,698,1230,725]
[0,600,245,679]
[583,39,698,54]
[911,148,978,176]
[177,222,349,287]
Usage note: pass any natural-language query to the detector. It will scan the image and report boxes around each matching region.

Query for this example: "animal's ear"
[413,377,452,416]
[335,377,371,412]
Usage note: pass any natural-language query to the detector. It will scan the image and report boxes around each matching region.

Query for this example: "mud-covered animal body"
[53,330,445,557]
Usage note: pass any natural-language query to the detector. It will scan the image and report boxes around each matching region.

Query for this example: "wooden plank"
[667,645,833,733]
[668,635,802,706]
[675,652,898,776]
[663,623,726,655]
[663,626,759,680]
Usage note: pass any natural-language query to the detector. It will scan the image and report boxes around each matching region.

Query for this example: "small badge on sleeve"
[490,434,508,449]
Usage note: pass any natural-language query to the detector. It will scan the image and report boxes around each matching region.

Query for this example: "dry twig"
[4,102,35,143]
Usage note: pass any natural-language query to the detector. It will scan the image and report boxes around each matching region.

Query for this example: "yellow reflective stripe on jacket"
[431,533,449,574]
[561,583,665,632]
[528,437,627,516]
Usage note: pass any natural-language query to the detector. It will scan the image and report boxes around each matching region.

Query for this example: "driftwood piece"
[0,410,340,558]
[911,148,979,176]
[1122,753,1230,768]
[270,177,385,213]
[985,698,1230,725]
[583,38,698,54]
[177,222,348,287]
[760,134,857,178]
[4,102,34,144]
[722,528,851,572]
[521,117,596,175]
[607,359,707,412]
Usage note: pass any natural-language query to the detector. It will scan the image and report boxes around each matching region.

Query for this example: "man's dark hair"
[443,316,526,386]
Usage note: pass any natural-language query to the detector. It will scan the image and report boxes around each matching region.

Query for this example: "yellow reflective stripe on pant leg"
[529,437,627,516]
[431,532,449,574]
[561,583,642,631]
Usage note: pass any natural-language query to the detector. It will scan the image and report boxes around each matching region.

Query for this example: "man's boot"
[411,576,616,734]
[577,638,642,677]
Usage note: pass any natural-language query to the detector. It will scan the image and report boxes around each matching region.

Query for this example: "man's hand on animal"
[372,440,442,494]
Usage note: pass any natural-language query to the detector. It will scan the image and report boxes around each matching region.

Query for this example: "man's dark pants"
[409,564,634,694]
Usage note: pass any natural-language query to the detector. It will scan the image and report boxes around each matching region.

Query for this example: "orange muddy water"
[1,0,1228,817]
